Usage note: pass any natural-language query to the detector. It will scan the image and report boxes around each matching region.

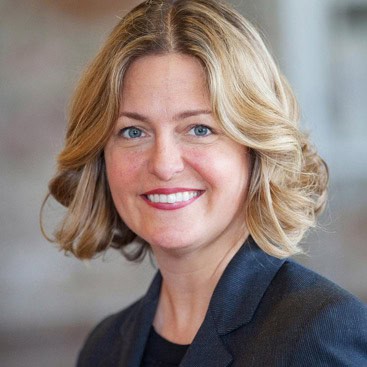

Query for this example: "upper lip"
[143,188,203,195]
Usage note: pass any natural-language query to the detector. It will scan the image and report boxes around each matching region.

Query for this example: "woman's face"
[104,53,250,254]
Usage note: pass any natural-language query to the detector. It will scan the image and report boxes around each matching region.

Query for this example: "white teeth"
[167,194,175,204]
[176,192,183,202]
[147,191,200,204]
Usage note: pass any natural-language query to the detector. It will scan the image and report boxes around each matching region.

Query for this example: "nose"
[147,135,185,181]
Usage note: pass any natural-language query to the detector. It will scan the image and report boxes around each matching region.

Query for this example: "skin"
[104,53,251,343]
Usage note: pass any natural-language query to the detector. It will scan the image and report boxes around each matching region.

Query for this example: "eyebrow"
[119,109,212,122]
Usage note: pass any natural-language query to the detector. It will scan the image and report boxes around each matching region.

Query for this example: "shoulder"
[267,260,367,327]
[76,298,143,367]
[272,260,366,311]
[266,260,367,365]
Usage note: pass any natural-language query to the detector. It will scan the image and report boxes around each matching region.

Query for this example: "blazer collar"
[118,237,285,366]
[209,237,286,335]
[181,237,285,366]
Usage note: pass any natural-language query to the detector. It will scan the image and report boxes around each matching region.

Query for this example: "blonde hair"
[41,0,328,260]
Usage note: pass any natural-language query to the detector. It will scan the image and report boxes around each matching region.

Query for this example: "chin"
[146,233,196,254]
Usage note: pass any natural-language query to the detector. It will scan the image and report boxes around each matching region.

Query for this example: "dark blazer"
[77,238,367,366]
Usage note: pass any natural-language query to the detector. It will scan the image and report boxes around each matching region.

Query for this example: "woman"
[42,0,367,366]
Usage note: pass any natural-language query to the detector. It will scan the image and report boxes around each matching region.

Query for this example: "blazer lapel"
[210,237,286,335]
[182,237,286,366]
[118,272,162,367]
[180,310,233,367]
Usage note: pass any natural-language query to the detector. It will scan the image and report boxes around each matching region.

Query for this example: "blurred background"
[1,0,366,365]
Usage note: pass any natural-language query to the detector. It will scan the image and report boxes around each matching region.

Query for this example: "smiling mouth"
[145,191,202,204]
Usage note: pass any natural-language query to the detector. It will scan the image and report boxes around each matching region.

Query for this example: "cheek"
[186,145,250,191]
[105,149,145,195]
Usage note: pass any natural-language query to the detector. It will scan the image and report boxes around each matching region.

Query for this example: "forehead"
[120,53,210,113]
[124,53,207,85]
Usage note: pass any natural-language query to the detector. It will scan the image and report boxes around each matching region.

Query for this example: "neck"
[152,232,248,344]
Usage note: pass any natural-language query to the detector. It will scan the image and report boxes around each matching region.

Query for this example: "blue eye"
[120,127,144,139]
[189,125,212,137]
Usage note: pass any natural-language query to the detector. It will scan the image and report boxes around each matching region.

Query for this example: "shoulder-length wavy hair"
[41,0,328,261]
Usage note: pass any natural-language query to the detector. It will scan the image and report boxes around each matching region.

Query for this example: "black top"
[141,327,190,367]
